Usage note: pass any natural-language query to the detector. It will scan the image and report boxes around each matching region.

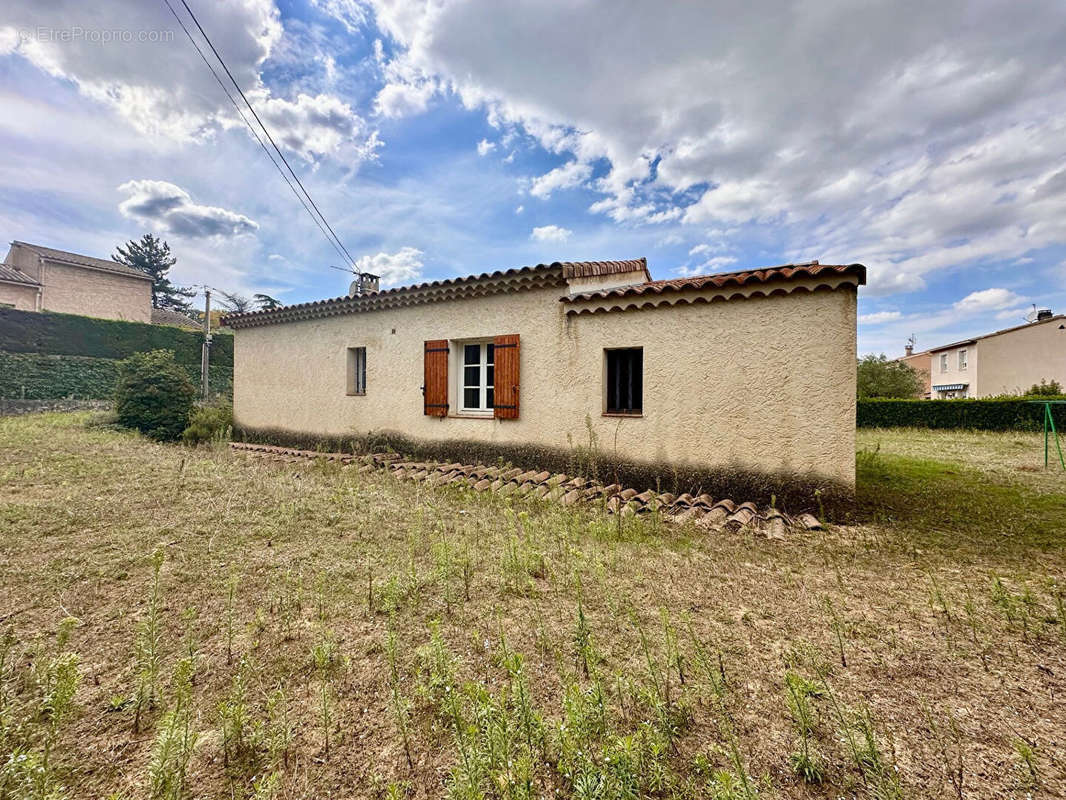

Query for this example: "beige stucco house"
[917,312,1066,398]
[0,241,152,322]
[227,259,865,496]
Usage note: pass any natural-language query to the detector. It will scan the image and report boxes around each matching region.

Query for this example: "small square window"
[346,347,366,395]
[605,348,643,414]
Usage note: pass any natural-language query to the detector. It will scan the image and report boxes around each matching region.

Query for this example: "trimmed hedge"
[857,398,1066,431]
[0,307,232,368]
[0,351,231,399]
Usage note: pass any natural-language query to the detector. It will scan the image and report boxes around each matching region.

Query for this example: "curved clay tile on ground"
[229,442,827,537]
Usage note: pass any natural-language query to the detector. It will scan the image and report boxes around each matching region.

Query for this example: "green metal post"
[1046,404,1050,469]
[1049,403,1066,471]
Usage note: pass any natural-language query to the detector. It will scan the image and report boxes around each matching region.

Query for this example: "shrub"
[1024,379,1063,397]
[857,354,925,399]
[857,398,1066,431]
[114,350,197,440]
[182,402,233,445]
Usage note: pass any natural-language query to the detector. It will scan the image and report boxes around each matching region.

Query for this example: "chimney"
[1036,308,1052,322]
[904,343,913,356]
[348,272,381,297]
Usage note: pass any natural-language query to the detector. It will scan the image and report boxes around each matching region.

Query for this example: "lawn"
[1,413,1064,799]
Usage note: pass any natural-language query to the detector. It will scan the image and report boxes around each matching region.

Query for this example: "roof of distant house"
[10,241,153,281]
[928,313,1066,352]
[0,263,40,286]
[151,307,202,330]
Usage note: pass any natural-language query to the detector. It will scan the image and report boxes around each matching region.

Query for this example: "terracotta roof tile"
[562,261,866,304]
[224,258,648,328]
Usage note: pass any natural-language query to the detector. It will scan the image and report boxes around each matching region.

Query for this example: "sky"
[1,0,1065,356]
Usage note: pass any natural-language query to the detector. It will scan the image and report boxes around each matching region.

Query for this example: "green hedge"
[0,307,232,368]
[0,351,231,400]
[857,398,1066,431]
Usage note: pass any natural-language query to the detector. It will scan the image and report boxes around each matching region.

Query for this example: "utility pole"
[201,288,212,400]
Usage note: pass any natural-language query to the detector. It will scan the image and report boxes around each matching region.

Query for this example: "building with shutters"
[0,241,152,322]
[225,258,865,491]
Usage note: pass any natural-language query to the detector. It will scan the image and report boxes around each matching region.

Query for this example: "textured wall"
[976,317,1066,396]
[0,282,39,311]
[39,261,152,323]
[234,284,858,485]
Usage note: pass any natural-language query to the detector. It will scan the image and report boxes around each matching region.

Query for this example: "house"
[918,311,1066,398]
[898,343,931,398]
[0,241,152,323]
[225,259,865,493]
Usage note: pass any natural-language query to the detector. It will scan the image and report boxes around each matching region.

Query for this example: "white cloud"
[529,160,592,199]
[530,224,571,243]
[0,0,378,164]
[363,0,1066,293]
[858,310,903,324]
[117,180,258,238]
[953,288,1024,314]
[477,138,495,156]
[514,204,524,214]
[353,246,424,287]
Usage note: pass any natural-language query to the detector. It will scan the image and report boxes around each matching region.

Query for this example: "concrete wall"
[0,282,40,311]
[976,316,1066,396]
[234,283,858,486]
[39,261,152,323]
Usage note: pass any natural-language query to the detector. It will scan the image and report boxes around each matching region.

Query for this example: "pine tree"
[253,293,282,311]
[113,234,196,312]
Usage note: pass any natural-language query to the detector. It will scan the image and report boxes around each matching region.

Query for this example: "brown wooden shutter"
[493,333,520,419]
[423,340,449,416]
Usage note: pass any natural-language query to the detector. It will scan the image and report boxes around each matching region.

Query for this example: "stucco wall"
[0,282,40,311]
[234,283,858,485]
[976,317,1066,396]
[39,261,152,323]
[898,352,931,397]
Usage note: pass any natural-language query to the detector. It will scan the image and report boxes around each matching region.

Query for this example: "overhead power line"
[161,0,358,269]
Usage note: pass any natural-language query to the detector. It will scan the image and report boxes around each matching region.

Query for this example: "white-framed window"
[940,353,948,373]
[958,349,967,370]
[346,346,366,395]
[458,341,494,415]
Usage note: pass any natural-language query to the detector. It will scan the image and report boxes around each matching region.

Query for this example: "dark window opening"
[605,348,643,414]
[346,346,366,395]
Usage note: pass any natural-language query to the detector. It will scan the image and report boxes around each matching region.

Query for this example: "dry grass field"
[1,413,1065,799]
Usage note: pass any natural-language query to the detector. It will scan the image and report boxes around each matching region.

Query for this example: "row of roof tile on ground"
[230,442,826,539]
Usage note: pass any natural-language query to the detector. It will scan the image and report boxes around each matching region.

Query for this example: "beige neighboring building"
[227,259,865,489]
[921,311,1066,398]
[0,241,152,322]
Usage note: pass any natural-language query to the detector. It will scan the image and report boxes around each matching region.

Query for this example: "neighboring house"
[920,311,1066,398]
[0,241,152,323]
[151,308,202,331]
[897,343,931,398]
[226,258,865,489]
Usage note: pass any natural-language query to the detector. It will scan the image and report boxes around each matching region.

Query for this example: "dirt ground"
[1,413,1064,799]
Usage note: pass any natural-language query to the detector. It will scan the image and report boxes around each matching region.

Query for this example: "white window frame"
[940,353,948,373]
[456,339,494,416]
[958,349,967,371]
[346,346,366,396]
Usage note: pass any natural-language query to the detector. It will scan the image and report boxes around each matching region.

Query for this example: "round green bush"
[114,350,197,441]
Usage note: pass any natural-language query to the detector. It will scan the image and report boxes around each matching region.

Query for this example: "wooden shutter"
[423,340,449,416]
[493,334,520,419]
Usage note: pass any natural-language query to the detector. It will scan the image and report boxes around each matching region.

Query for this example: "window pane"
[486,343,494,364]
[464,365,479,387]
[464,388,480,409]
[464,344,480,365]
[605,348,642,413]
[486,387,494,408]
[487,365,494,387]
